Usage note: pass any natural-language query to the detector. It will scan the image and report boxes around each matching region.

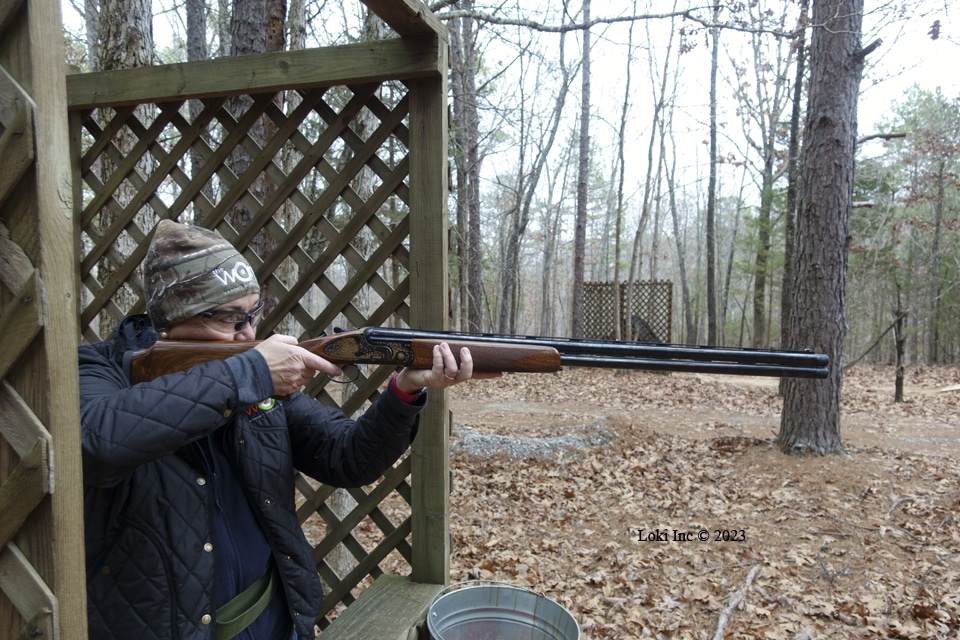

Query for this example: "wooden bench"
[321,575,444,639]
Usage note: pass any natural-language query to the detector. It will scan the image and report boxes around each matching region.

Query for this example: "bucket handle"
[428,580,551,640]
[432,579,548,603]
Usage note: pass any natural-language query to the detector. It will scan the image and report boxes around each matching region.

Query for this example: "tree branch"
[856,131,906,145]
[854,37,883,62]
[434,8,796,38]
[713,564,761,640]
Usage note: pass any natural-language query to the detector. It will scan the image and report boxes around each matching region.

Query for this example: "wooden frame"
[0,1,87,639]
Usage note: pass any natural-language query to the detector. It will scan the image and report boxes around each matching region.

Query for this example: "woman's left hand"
[393,343,501,393]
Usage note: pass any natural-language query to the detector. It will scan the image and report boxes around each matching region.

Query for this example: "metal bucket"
[427,581,580,640]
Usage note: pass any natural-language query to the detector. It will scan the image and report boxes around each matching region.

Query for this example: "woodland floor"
[441,365,960,639]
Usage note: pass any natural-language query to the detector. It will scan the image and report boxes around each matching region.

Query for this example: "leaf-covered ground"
[445,366,960,639]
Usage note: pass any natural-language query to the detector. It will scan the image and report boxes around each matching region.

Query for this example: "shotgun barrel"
[360,327,829,378]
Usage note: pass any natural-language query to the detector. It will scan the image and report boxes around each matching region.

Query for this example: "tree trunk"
[450,0,484,332]
[894,284,906,403]
[780,0,808,359]
[705,0,720,344]
[779,0,871,456]
[752,156,774,348]
[449,15,467,331]
[926,161,945,364]
[83,0,100,70]
[186,0,211,224]
[571,0,590,338]
[227,0,284,308]
[96,0,154,336]
[612,1,638,341]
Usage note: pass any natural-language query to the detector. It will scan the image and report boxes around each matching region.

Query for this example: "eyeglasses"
[199,299,265,334]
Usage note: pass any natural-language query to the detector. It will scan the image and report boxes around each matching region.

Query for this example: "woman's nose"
[234,323,257,341]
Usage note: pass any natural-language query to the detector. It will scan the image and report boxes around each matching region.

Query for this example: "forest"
[62,0,957,363]
[63,0,959,455]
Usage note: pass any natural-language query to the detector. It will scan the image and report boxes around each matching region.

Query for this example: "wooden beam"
[0,0,25,38]
[0,102,34,206]
[22,1,87,637]
[0,438,50,551]
[360,0,448,41]
[406,62,450,583]
[0,543,58,632]
[66,38,444,110]
[0,542,58,630]
[15,607,54,640]
[0,271,42,381]
[0,381,51,460]
[0,221,35,294]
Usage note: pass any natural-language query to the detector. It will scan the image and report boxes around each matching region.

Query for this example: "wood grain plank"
[0,381,51,459]
[321,574,443,639]
[0,542,58,630]
[0,438,49,550]
[0,102,33,206]
[66,39,443,110]
[407,69,451,585]
[0,271,42,381]
[360,0,447,40]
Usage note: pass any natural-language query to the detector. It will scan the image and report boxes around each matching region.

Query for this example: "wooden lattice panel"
[583,281,673,343]
[72,80,423,624]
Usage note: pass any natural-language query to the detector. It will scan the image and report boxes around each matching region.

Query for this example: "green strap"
[215,564,280,640]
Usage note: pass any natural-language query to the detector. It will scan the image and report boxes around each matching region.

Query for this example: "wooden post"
[407,32,450,586]
[0,0,86,638]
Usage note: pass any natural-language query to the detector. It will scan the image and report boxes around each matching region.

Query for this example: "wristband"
[390,374,424,403]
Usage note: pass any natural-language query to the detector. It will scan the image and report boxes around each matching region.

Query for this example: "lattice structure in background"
[583,281,673,343]
[68,50,445,623]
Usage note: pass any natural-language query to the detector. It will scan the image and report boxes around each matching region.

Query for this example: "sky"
[859,5,958,133]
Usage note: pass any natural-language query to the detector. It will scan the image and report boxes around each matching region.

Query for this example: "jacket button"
[204,543,213,552]
[101,566,111,576]
[201,614,212,625]
[196,477,206,486]
[223,409,233,418]
[264,498,272,506]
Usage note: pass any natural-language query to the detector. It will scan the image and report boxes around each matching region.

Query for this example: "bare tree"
[780,0,808,360]
[705,0,720,344]
[610,0,640,341]
[779,0,880,455]
[627,8,676,306]
[448,1,484,331]
[497,17,572,334]
[728,0,795,348]
[571,0,590,338]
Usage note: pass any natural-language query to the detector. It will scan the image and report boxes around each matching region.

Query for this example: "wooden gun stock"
[126,330,562,385]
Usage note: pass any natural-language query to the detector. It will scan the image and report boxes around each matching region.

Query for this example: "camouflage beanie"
[144,220,260,329]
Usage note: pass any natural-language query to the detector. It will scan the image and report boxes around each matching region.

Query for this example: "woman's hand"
[254,334,341,397]
[393,343,502,394]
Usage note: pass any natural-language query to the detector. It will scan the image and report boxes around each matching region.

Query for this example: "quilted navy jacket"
[79,316,422,639]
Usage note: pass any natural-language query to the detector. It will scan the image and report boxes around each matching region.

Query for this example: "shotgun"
[125,327,829,384]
